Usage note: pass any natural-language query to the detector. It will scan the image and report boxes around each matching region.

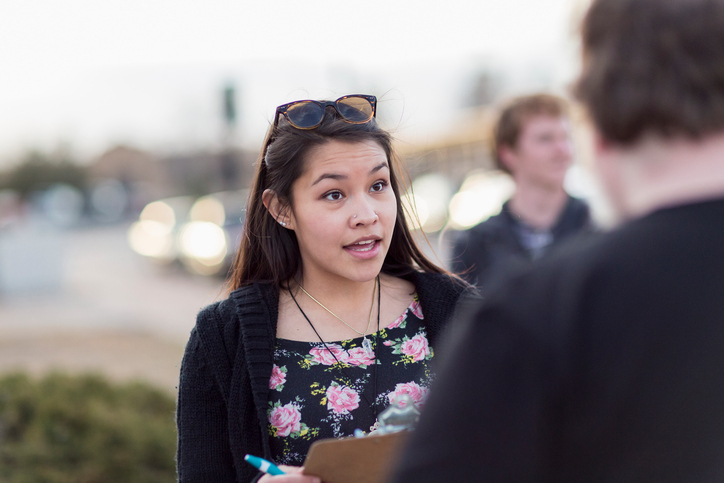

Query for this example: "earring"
[279,221,286,227]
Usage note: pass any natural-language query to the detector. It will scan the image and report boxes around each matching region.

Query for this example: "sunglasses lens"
[336,97,374,123]
[285,101,325,128]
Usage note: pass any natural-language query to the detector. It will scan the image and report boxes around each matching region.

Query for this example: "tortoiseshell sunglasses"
[274,94,376,130]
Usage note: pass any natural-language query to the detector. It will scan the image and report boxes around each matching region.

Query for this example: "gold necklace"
[298,277,377,339]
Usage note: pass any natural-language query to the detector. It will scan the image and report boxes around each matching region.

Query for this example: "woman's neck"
[294,271,378,318]
[277,272,416,342]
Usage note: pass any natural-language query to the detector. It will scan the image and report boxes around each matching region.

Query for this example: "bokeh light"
[189,196,226,226]
[448,170,515,230]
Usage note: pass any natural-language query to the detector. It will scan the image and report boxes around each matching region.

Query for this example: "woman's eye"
[324,191,343,201]
[371,181,388,192]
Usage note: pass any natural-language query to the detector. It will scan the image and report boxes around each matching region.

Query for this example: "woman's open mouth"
[344,239,381,259]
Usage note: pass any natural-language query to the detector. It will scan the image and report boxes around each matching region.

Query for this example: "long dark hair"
[227,108,448,291]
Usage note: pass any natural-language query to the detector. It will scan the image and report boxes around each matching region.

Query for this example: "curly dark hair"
[574,0,724,144]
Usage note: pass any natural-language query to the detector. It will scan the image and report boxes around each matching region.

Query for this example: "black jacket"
[394,198,724,482]
[450,195,592,290]
[176,271,469,482]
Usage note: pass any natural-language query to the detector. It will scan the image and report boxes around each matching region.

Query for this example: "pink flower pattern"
[386,295,423,329]
[326,384,360,414]
[409,299,424,320]
[269,403,302,437]
[269,364,287,390]
[387,381,430,409]
[267,292,432,465]
[309,344,346,365]
[344,347,376,367]
[400,333,431,362]
[387,312,406,329]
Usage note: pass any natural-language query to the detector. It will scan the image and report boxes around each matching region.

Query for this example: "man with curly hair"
[394,0,724,480]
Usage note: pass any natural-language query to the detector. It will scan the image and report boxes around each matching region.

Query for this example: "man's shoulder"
[454,211,510,247]
[458,196,591,245]
[516,222,624,279]
[483,216,661,318]
[559,195,594,231]
[469,211,510,235]
[566,194,590,212]
[465,202,724,383]
[478,226,613,309]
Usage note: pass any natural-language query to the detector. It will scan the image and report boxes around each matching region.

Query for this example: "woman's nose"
[350,199,378,226]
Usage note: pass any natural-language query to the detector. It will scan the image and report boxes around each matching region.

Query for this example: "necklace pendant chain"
[362,337,374,358]
[288,275,382,419]
[298,277,377,338]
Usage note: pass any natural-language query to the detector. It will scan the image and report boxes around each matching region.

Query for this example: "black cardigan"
[176,271,469,482]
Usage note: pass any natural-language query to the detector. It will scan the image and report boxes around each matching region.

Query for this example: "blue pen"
[244,454,286,476]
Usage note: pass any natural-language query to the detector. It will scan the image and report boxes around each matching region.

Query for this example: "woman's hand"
[258,465,320,483]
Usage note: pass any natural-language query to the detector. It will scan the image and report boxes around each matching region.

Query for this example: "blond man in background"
[451,94,592,290]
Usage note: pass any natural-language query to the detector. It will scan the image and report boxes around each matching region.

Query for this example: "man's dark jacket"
[394,198,724,482]
[450,195,592,289]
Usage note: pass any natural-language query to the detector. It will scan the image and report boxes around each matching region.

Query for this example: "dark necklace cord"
[374,275,380,416]
[287,276,381,418]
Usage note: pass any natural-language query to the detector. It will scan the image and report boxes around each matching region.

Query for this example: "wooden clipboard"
[302,430,409,483]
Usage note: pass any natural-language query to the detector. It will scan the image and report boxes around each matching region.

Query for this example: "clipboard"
[302,430,409,483]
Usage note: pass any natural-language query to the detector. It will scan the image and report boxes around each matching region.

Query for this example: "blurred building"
[89,145,256,214]
[400,106,497,186]
[161,149,255,197]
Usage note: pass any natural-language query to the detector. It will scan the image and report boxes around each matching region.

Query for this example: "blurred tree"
[0,150,88,199]
[0,372,177,483]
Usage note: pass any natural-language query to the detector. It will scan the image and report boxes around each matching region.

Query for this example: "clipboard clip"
[372,394,420,435]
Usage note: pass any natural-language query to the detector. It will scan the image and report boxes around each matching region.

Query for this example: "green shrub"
[0,372,177,483]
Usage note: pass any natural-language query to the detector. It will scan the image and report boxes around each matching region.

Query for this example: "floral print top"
[267,294,433,466]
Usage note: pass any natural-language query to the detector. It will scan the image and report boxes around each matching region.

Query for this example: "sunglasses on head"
[274,94,377,130]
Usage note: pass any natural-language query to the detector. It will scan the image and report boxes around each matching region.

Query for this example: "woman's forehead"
[302,140,389,176]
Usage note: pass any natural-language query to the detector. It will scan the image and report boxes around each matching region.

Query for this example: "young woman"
[176,95,471,482]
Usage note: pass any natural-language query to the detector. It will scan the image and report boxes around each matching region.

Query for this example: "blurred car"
[127,195,194,265]
[177,190,248,276]
[127,190,248,277]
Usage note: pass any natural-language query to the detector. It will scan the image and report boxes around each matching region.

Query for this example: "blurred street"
[0,223,453,394]
[0,224,224,393]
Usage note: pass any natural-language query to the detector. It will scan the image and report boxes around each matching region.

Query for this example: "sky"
[0,0,584,165]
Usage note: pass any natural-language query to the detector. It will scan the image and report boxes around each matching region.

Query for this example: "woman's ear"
[262,189,293,229]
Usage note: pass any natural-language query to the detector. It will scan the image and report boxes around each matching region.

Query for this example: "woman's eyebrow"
[311,163,389,186]
[312,173,346,186]
[369,162,389,174]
